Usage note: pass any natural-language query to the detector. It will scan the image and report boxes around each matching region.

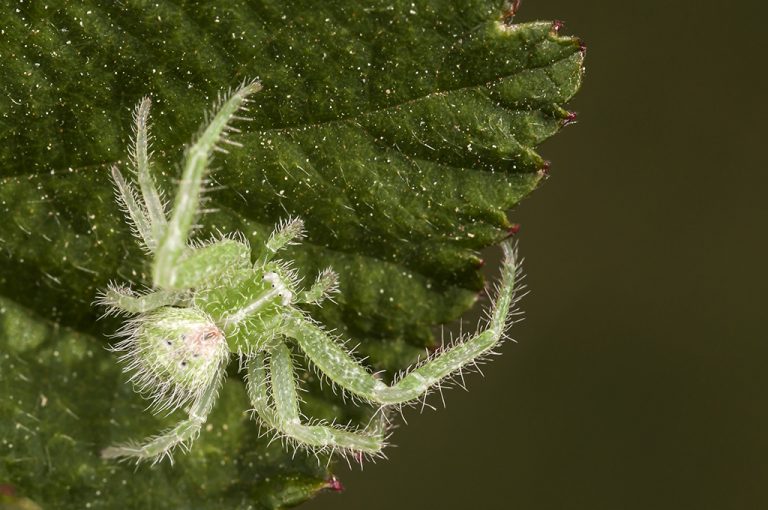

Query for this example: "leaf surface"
[0,1,583,508]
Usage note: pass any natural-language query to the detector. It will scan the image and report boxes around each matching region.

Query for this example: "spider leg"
[100,414,203,465]
[109,98,167,253]
[297,268,339,305]
[110,165,154,251]
[262,217,305,259]
[286,241,523,406]
[101,359,226,464]
[97,284,179,315]
[153,80,262,289]
[131,97,168,245]
[246,345,385,455]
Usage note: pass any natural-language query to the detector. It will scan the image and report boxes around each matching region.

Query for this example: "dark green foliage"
[0,1,582,507]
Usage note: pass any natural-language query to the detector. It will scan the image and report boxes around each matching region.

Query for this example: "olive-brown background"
[307,1,768,509]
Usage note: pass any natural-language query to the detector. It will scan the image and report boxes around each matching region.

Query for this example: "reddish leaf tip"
[325,476,344,493]
[501,0,521,24]
[562,111,578,126]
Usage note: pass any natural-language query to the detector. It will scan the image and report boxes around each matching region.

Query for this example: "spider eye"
[180,360,188,368]
[165,339,173,346]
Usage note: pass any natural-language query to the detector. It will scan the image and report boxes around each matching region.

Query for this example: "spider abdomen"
[116,307,229,411]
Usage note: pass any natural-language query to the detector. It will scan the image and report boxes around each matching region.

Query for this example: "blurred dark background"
[306,1,768,509]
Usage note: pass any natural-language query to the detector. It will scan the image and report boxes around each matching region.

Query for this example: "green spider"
[99,80,523,464]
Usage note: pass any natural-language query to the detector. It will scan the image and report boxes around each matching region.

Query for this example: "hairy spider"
[99,80,523,464]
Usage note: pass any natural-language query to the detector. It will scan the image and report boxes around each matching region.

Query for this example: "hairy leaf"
[0,1,583,508]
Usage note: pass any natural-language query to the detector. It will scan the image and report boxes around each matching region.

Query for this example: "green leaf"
[0,1,583,508]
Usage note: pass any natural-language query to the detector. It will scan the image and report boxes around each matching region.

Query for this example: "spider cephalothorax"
[99,80,523,464]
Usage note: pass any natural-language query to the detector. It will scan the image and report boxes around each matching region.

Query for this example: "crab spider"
[99,80,524,464]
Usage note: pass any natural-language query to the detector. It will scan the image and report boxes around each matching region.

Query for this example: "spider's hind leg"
[101,357,226,464]
[100,413,205,465]
[246,344,386,457]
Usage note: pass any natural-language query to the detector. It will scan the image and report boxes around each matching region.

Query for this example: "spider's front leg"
[110,94,169,254]
[286,241,523,407]
[110,81,262,294]
[152,80,262,290]
[297,268,339,305]
[245,343,386,456]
